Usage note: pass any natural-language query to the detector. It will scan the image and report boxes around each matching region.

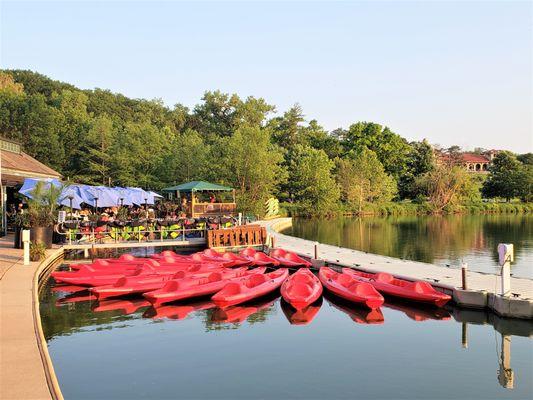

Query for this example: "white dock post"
[83,248,89,258]
[22,229,30,265]
[498,244,513,296]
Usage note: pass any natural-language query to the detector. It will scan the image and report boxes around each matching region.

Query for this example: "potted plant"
[13,212,30,249]
[26,181,62,249]
[29,241,47,262]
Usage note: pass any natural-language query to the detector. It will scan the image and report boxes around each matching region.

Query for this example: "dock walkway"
[258,218,533,319]
[0,235,58,400]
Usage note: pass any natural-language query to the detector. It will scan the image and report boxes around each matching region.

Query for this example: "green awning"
[161,180,233,193]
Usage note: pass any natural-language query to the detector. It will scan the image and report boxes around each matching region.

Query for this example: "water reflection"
[324,293,385,324]
[40,276,532,396]
[143,300,216,320]
[383,300,451,322]
[93,299,151,314]
[286,214,532,277]
[280,298,322,325]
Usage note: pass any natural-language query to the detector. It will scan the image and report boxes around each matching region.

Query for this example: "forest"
[0,70,531,216]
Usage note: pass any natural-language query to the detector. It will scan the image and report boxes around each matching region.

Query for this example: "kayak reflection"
[93,299,151,315]
[281,297,322,325]
[144,300,216,320]
[51,284,88,294]
[210,294,278,324]
[325,292,385,324]
[55,292,97,305]
[384,299,451,321]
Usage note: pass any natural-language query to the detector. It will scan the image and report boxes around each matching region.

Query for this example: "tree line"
[0,70,531,216]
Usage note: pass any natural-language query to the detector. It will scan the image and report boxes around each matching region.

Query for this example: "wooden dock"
[258,218,533,319]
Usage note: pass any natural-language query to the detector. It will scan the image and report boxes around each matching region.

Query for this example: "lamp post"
[120,198,124,207]
[144,198,148,219]
[93,197,99,211]
[67,195,74,217]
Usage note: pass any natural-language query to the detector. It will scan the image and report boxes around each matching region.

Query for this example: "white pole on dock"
[22,229,30,266]
[497,244,513,296]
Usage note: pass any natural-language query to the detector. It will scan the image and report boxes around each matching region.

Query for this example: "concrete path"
[0,235,54,400]
[259,218,533,319]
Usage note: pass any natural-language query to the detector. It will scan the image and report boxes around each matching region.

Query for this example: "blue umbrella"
[58,185,85,209]
[19,178,62,199]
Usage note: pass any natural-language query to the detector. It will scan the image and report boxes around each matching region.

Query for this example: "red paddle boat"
[319,267,384,309]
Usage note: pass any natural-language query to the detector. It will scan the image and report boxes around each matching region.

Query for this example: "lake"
[40,243,533,399]
[283,214,532,279]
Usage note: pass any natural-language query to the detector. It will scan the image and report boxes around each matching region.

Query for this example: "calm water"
[284,214,533,279]
[41,249,533,399]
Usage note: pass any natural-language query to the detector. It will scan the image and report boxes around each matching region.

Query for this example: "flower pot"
[30,226,53,249]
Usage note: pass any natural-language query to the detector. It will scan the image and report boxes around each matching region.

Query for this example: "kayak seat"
[163,280,180,292]
[375,272,394,283]
[246,274,268,288]
[219,282,242,295]
[407,281,435,293]
[289,282,313,297]
[173,271,186,279]
[291,274,311,284]
[337,274,355,288]
[208,272,223,282]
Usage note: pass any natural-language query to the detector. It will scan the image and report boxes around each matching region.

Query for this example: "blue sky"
[1,1,531,152]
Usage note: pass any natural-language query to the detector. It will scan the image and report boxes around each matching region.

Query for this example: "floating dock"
[258,218,533,319]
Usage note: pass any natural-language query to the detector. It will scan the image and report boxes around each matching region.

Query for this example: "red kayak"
[281,299,322,325]
[91,267,246,300]
[148,300,216,320]
[319,267,384,309]
[342,268,451,307]
[57,267,156,287]
[269,249,312,267]
[212,268,289,308]
[93,299,151,314]
[144,268,266,307]
[240,248,280,266]
[52,264,147,283]
[281,269,322,310]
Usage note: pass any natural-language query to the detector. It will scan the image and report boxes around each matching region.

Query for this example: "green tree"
[416,164,474,212]
[343,122,412,180]
[289,145,340,215]
[398,139,435,199]
[336,149,397,213]
[221,125,286,215]
[482,152,530,202]
[156,129,210,185]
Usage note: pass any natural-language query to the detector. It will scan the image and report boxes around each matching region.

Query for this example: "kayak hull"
[342,268,451,307]
[319,267,384,309]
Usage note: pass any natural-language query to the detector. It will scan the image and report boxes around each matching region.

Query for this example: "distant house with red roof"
[435,149,500,173]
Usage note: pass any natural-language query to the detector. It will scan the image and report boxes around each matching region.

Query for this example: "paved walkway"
[0,234,53,400]
[259,218,533,318]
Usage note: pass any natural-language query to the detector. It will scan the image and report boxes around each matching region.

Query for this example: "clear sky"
[1,1,531,153]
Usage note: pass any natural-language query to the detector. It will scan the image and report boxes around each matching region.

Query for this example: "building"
[435,149,500,173]
[1,137,62,235]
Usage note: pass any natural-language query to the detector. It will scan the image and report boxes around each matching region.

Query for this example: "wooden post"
[314,242,319,260]
[191,190,195,218]
[461,262,468,290]
[271,235,276,249]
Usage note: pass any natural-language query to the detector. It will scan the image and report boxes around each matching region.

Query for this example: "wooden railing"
[207,225,267,248]
[192,202,236,217]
